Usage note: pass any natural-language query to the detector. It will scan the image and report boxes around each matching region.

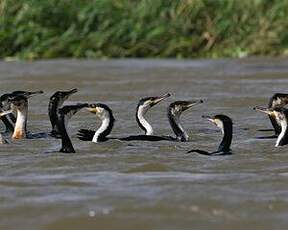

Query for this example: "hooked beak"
[64,88,78,98]
[253,106,274,115]
[67,88,78,95]
[86,104,99,114]
[183,99,203,111]
[87,107,99,114]
[0,110,13,117]
[24,90,44,98]
[150,93,171,106]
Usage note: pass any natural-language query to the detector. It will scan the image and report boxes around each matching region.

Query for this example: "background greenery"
[1,0,288,59]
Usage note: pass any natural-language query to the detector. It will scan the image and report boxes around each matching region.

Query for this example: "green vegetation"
[1,0,288,59]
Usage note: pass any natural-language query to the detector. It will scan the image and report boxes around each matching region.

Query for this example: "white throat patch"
[276,118,287,147]
[92,109,111,143]
[137,105,153,135]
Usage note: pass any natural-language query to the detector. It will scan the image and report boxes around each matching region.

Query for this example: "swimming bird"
[48,88,78,137]
[187,115,233,155]
[136,93,171,135]
[77,100,203,142]
[77,103,115,142]
[258,93,288,137]
[168,100,203,141]
[0,90,43,133]
[8,95,30,139]
[254,106,288,147]
[57,103,88,153]
[8,94,48,139]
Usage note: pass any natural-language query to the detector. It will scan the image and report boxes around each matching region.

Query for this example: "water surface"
[1,59,288,230]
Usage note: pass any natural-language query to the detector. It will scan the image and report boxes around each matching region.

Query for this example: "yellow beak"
[151,93,171,105]
[253,106,274,115]
[86,107,99,114]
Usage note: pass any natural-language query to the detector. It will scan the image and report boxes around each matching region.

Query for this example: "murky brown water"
[1,59,288,230]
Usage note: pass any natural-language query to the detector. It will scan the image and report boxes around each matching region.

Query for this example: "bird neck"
[168,111,188,141]
[13,107,28,139]
[276,118,288,147]
[268,114,281,135]
[136,105,153,135]
[48,100,59,131]
[58,114,75,153]
[218,122,232,152]
[0,111,14,133]
[2,101,16,123]
[48,99,64,134]
[92,113,115,143]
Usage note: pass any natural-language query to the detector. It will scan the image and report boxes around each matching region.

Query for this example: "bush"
[1,0,288,59]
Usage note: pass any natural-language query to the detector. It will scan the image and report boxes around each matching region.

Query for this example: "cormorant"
[187,115,233,155]
[8,94,46,139]
[8,95,29,139]
[254,106,288,147]
[48,88,78,137]
[168,100,203,141]
[258,93,288,137]
[78,103,115,143]
[0,90,43,133]
[57,103,88,153]
[136,93,171,135]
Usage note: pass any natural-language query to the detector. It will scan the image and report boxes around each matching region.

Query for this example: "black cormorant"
[57,103,88,153]
[48,88,78,137]
[187,115,233,155]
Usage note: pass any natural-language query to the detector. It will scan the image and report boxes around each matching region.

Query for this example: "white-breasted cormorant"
[254,106,288,147]
[0,90,43,133]
[8,94,47,139]
[136,93,170,135]
[8,95,29,139]
[257,93,288,138]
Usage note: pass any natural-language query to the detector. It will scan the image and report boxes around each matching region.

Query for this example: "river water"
[1,59,288,230]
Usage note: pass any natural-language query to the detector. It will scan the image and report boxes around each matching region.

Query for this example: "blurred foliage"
[1,0,288,59]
